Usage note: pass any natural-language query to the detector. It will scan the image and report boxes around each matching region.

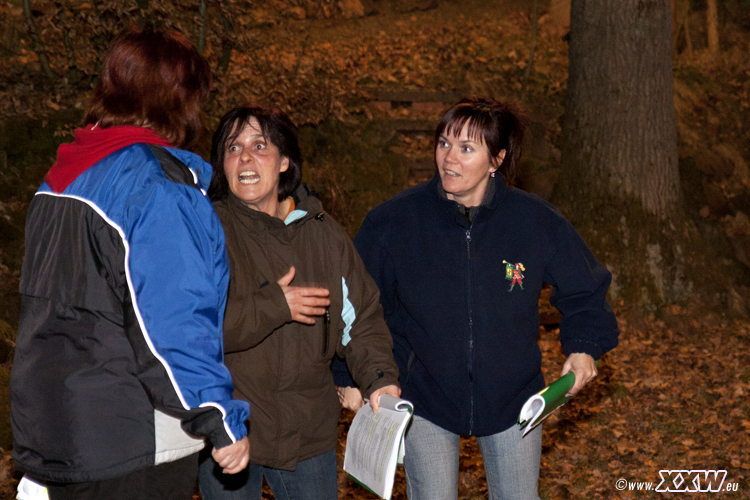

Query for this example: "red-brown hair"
[84,26,211,148]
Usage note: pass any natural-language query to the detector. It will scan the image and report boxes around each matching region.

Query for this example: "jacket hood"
[45,124,171,193]
[289,183,324,218]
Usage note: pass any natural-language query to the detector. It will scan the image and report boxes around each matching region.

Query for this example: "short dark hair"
[84,26,211,148]
[209,106,302,202]
[435,98,528,184]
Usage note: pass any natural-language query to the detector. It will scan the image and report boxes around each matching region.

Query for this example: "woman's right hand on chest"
[277,266,331,324]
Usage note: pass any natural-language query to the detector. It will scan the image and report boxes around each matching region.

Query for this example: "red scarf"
[45,124,172,193]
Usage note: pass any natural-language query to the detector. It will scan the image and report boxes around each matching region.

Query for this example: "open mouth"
[444,169,460,177]
[239,171,260,184]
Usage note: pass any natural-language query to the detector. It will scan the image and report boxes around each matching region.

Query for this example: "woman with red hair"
[11,26,249,500]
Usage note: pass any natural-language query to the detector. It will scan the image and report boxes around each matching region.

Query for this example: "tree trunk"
[553,0,706,308]
[217,14,233,74]
[23,0,55,81]
[560,0,679,217]
[706,0,719,56]
[197,0,207,53]
[523,0,538,82]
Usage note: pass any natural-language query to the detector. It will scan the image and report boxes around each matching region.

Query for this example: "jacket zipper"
[466,228,474,435]
[322,310,330,356]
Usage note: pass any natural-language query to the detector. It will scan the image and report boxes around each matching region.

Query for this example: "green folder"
[518,361,598,436]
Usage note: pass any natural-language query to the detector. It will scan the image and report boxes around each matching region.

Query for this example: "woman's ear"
[490,149,507,174]
[280,157,290,173]
[495,149,507,165]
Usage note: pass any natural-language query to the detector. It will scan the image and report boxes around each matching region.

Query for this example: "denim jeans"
[198,448,338,500]
[403,415,542,500]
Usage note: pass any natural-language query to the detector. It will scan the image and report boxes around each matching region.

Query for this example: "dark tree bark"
[560,0,679,217]
[553,0,708,308]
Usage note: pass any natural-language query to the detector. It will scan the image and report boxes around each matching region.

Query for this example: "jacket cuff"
[360,367,399,399]
[180,407,233,448]
[208,429,234,450]
[561,338,603,360]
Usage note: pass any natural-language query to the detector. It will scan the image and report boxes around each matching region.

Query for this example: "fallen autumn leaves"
[332,305,750,500]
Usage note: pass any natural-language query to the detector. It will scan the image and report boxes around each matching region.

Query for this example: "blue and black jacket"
[353,174,619,436]
[11,143,249,482]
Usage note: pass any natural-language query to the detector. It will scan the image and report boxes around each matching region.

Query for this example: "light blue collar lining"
[284,209,307,225]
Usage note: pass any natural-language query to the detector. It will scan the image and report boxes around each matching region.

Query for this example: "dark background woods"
[1,0,750,498]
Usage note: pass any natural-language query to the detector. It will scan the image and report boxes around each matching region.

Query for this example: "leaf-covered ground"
[1,303,747,500]
[333,309,750,500]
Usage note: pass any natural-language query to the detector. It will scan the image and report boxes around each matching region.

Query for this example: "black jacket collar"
[431,174,508,226]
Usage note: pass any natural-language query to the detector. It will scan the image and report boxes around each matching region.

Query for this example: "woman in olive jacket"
[198,106,400,500]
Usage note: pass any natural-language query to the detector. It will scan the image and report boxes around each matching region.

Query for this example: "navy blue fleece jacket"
[347,174,618,436]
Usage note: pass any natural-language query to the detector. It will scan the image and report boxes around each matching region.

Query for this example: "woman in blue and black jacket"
[350,98,619,500]
[11,27,249,500]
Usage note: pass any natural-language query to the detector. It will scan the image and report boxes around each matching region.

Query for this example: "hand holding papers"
[518,360,598,437]
[343,395,413,500]
[518,371,575,436]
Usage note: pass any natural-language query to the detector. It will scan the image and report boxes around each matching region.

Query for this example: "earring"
[490,172,496,178]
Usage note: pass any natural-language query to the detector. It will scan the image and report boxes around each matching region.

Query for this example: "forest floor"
[333,306,750,500]
[1,0,749,498]
[0,301,748,500]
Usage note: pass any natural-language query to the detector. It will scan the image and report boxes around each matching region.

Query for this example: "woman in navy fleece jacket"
[351,98,619,500]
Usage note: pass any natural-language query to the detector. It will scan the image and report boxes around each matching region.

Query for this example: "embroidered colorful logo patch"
[503,260,525,291]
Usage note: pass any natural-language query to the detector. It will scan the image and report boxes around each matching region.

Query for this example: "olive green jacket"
[214,185,399,471]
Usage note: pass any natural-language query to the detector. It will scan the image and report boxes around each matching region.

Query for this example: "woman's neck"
[274,197,293,220]
[445,191,484,208]
[241,195,290,220]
